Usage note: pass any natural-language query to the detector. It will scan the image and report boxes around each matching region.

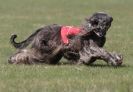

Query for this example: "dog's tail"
[10,28,43,49]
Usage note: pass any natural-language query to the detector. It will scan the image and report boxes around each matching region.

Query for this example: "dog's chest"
[91,36,106,47]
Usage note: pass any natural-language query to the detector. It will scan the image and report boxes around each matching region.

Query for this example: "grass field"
[0,0,133,92]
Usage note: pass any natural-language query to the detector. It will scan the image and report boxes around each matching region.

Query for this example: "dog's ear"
[85,16,98,26]
[85,17,90,22]
[90,18,98,25]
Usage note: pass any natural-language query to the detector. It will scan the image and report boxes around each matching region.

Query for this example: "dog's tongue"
[94,30,103,37]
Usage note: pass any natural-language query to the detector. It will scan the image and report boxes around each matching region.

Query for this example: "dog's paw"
[109,52,123,66]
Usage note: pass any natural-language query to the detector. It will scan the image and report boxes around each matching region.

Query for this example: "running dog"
[8,12,123,66]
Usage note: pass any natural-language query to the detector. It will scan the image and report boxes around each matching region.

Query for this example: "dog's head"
[83,12,113,37]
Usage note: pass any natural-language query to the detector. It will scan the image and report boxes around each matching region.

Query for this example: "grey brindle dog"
[8,12,123,66]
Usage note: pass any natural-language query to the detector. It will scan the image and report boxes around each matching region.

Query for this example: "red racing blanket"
[61,26,81,44]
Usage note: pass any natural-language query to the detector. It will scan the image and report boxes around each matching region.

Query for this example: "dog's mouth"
[84,27,104,37]
[94,30,104,37]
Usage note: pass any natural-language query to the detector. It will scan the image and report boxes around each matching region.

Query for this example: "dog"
[8,12,123,66]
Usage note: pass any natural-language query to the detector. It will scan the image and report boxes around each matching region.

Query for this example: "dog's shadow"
[88,64,127,68]
[58,62,128,68]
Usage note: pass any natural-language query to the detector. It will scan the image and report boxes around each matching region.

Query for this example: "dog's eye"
[92,21,98,25]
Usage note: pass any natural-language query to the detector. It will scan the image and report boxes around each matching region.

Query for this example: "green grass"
[0,0,133,92]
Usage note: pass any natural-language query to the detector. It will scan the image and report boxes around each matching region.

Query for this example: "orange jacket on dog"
[61,26,81,44]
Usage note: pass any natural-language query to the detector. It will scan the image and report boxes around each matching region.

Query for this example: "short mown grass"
[0,0,133,92]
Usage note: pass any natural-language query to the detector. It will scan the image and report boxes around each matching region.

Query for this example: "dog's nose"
[110,17,113,22]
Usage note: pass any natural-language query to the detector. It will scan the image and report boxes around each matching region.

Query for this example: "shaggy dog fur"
[8,12,123,66]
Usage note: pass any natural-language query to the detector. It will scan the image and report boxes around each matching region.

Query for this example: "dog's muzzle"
[94,30,103,37]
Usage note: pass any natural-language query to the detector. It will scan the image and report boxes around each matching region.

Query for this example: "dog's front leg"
[89,46,123,66]
[78,43,123,66]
